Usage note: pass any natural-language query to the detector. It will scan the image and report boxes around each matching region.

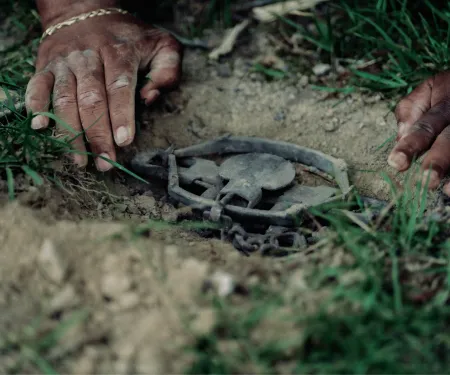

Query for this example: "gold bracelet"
[40,7,129,42]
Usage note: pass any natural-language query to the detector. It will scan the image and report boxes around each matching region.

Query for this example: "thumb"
[140,39,182,105]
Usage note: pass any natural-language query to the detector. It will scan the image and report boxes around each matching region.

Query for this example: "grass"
[186,169,450,374]
[184,0,235,37]
[276,0,450,97]
[0,1,72,198]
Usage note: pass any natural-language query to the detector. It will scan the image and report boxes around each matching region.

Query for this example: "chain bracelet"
[41,8,129,42]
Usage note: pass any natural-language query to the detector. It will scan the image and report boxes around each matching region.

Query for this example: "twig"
[209,19,250,60]
[232,0,282,12]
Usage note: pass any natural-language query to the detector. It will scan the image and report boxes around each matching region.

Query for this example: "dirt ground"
[0,24,402,374]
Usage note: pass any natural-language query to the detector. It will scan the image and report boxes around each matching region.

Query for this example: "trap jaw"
[132,135,351,227]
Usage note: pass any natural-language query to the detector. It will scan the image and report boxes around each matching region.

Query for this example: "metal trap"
[131,135,353,256]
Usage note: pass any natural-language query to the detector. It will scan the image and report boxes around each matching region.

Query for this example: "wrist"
[37,0,120,29]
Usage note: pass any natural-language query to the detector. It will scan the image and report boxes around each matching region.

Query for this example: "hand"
[26,11,182,171]
[388,71,450,195]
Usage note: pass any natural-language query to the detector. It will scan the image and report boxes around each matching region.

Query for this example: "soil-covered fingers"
[68,50,115,172]
[102,46,139,147]
[52,65,87,167]
[388,100,450,174]
[139,35,182,105]
[25,71,54,130]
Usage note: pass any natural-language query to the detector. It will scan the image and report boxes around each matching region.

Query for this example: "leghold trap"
[131,135,383,257]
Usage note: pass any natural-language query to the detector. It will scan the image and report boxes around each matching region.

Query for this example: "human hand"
[388,71,450,195]
[26,9,182,171]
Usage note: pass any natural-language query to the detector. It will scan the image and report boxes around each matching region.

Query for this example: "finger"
[388,100,450,172]
[420,126,450,189]
[394,79,432,140]
[25,70,54,130]
[52,64,87,167]
[102,46,138,147]
[140,37,182,105]
[68,50,115,172]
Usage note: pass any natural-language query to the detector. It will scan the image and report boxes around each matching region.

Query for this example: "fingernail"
[96,153,113,172]
[388,151,408,171]
[444,183,450,197]
[115,126,131,146]
[144,90,160,106]
[421,169,439,189]
[31,115,47,130]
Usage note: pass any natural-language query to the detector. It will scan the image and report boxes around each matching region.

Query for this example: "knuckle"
[25,89,48,110]
[53,94,76,110]
[85,131,111,150]
[78,90,104,108]
[53,60,71,75]
[144,30,182,51]
[160,50,181,69]
[100,44,116,57]
[411,120,435,137]
[159,32,179,47]
[78,68,104,82]
[25,97,42,110]
[107,75,132,92]
[161,74,179,88]
[104,43,134,58]
[161,37,182,55]
[431,100,450,118]
[86,133,104,144]
[395,97,411,116]
[109,110,126,124]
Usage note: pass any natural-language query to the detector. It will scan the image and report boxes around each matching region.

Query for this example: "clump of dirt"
[0,202,304,374]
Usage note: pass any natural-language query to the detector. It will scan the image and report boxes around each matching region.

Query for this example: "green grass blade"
[5,166,15,200]
[34,112,79,136]
[22,165,44,185]
[23,347,59,375]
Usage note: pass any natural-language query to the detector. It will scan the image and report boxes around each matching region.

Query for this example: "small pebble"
[249,72,264,82]
[308,227,329,244]
[49,285,79,312]
[37,239,67,285]
[127,204,140,215]
[365,94,382,103]
[312,63,331,76]
[274,111,286,121]
[298,75,309,87]
[113,211,125,220]
[377,118,387,127]
[115,203,127,213]
[210,271,235,297]
[217,63,232,78]
[324,118,340,132]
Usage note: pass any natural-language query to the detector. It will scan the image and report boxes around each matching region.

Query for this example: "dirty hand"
[388,71,450,195]
[26,1,182,171]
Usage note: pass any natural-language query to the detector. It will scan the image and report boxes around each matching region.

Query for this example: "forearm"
[36,0,120,29]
